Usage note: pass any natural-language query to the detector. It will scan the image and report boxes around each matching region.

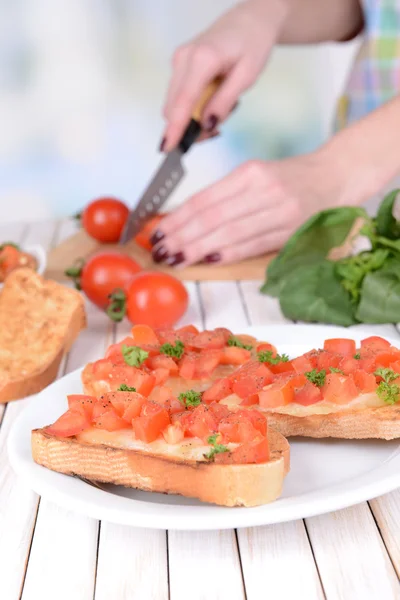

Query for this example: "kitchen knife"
[119,78,222,244]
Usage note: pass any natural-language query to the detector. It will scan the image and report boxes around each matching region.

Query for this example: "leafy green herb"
[330,367,344,374]
[261,207,367,297]
[227,336,253,351]
[178,390,202,408]
[375,368,399,384]
[160,340,185,359]
[122,345,149,367]
[375,368,400,405]
[261,190,400,326]
[354,353,361,360]
[118,384,137,392]
[258,350,289,365]
[305,369,326,387]
[205,434,229,460]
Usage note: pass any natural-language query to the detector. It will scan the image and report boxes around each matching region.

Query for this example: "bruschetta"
[32,390,290,507]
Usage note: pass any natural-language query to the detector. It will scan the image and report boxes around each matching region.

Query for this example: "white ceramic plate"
[0,243,46,289]
[8,324,400,531]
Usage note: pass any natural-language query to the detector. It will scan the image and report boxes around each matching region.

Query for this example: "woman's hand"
[161,0,288,151]
[150,148,354,267]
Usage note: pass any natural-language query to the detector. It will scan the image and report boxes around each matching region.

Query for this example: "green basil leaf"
[355,258,400,323]
[376,189,400,240]
[261,207,367,297]
[279,260,357,326]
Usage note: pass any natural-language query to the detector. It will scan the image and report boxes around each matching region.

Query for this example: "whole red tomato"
[125,272,188,328]
[82,197,129,243]
[66,253,141,309]
[134,214,165,251]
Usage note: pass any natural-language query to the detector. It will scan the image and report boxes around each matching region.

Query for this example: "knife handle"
[178,77,223,154]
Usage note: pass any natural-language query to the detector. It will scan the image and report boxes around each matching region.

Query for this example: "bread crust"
[31,428,290,507]
[0,268,86,403]
[266,405,400,440]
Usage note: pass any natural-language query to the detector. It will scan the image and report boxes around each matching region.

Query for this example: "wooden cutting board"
[46,230,276,281]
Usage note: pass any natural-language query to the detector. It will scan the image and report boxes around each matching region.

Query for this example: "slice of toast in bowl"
[0,268,86,402]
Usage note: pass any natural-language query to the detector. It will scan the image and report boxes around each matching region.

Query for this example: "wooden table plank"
[306,504,400,600]
[238,521,324,600]
[370,490,400,579]
[169,530,245,600]
[239,280,289,325]
[95,524,168,600]
[199,281,249,330]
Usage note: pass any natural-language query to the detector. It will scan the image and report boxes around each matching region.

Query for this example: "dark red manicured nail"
[159,137,166,152]
[204,114,218,132]
[152,245,169,263]
[166,251,185,267]
[203,252,221,264]
[150,230,165,246]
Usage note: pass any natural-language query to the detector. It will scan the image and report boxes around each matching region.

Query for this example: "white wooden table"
[1,219,400,600]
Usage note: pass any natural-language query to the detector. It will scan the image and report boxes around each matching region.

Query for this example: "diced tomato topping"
[119,369,156,396]
[130,324,159,346]
[390,360,400,374]
[207,402,231,422]
[360,336,391,352]
[92,359,117,379]
[338,356,360,375]
[291,355,315,374]
[93,407,128,431]
[324,338,356,356]
[195,349,223,378]
[105,337,135,361]
[162,423,185,445]
[192,330,226,350]
[152,368,170,386]
[351,370,377,394]
[316,351,342,371]
[202,378,233,403]
[132,401,170,442]
[149,386,183,415]
[269,361,295,375]
[240,393,259,406]
[322,373,358,405]
[256,342,277,356]
[104,390,144,422]
[214,327,233,343]
[67,395,96,420]
[358,355,377,373]
[178,405,217,441]
[92,398,111,421]
[230,361,274,400]
[294,382,323,406]
[235,409,268,436]
[179,353,197,379]
[218,414,260,443]
[374,349,400,368]
[220,346,251,365]
[258,379,294,408]
[147,354,179,373]
[215,437,269,465]
[45,409,90,438]
[176,324,199,336]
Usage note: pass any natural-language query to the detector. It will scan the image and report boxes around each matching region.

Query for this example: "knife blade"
[119,78,222,244]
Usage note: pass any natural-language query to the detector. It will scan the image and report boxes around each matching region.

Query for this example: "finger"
[151,165,250,240]
[205,228,293,266]
[163,46,190,121]
[166,203,295,266]
[201,61,254,126]
[163,47,221,151]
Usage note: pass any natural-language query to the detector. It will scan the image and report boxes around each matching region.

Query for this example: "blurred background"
[0,0,360,223]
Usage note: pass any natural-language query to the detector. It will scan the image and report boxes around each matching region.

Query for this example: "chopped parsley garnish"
[118,384,136,392]
[258,350,289,365]
[330,367,345,375]
[205,434,229,460]
[227,336,253,351]
[178,389,202,408]
[305,368,326,387]
[121,345,149,367]
[160,340,185,359]
[354,353,361,360]
[375,368,400,405]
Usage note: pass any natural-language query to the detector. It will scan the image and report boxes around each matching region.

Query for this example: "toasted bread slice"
[266,405,400,440]
[31,427,290,507]
[0,268,86,402]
